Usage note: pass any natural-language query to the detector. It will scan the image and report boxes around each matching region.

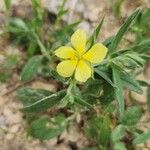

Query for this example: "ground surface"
[0,0,150,150]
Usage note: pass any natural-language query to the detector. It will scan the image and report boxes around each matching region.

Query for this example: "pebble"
[79,21,91,34]
[3,106,22,124]
[0,116,6,126]
[9,124,20,133]
[6,133,14,140]
[31,80,57,92]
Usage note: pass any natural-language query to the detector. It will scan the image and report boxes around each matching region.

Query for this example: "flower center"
[70,51,84,61]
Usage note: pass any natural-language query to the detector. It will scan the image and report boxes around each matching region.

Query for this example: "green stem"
[67,79,77,95]
[32,32,52,61]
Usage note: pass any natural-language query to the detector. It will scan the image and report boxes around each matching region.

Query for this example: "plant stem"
[35,34,52,61]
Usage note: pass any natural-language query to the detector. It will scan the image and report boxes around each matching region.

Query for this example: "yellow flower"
[55,29,108,82]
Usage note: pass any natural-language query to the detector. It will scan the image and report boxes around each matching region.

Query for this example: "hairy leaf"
[21,56,42,81]
[22,90,66,112]
[109,10,140,52]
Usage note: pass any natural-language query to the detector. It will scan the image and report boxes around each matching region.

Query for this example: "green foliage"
[121,72,143,94]
[111,125,126,143]
[87,17,104,48]
[121,106,142,126]
[20,90,66,112]
[28,115,67,140]
[95,67,115,87]
[85,115,110,148]
[109,10,140,53]
[31,0,44,25]
[111,0,124,17]
[133,131,150,144]
[114,142,127,150]
[132,8,150,42]
[2,3,150,149]
[112,67,124,119]
[0,53,19,82]
[21,56,42,82]
[17,87,53,106]
[4,0,11,11]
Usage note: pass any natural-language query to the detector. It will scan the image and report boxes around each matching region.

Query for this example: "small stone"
[0,116,6,126]
[79,21,91,33]
[9,124,20,133]
[3,106,22,124]
[0,96,5,107]
[87,10,99,22]
[31,80,57,92]
[6,133,14,140]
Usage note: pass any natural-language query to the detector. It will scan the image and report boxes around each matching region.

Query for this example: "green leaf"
[21,56,42,82]
[114,142,127,150]
[9,18,28,31]
[109,10,140,52]
[112,0,124,17]
[111,125,126,142]
[133,131,150,144]
[82,79,103,98]
[100,115,111,145]
[74,96,93,109]
[137,80,150,112]
[138,80,150,87]
[4,0,11,10]
[88,17,104,48]
[125,53,145,67]
[95,68,115,87]
[141,54,150,63]
[82,79,103,105]
[85,115,110,146]
[99,83,115,106]
[112,67,124,119]
[58,94,70,108]
[132,39,150,53]
[50,70,66,82]
[28,115,67,140]
[121,72,143,94]
[22,90,66,112]
[112,54,142,69]
[102,36,114,47]
[121,106,142,126]
[17,87,53,106]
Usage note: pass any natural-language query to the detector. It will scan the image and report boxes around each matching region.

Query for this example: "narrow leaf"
[133,131,150,144]
[111,125,126,142]
[121,106,142,126]
[112,67,124,119]
[121,72,143,94]
[114,142,127,150]
[88,17,104,48]
[74,96,93,109]
[109,10,140,52]
[95,68,115,87]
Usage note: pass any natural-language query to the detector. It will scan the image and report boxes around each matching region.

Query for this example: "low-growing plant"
[1,1,150,149]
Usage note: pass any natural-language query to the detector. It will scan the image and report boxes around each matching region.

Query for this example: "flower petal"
[55,46,75,59]
[82,43,108,64]
[71,29,86,54]
[56,60,77,77]
[75,60,92,82]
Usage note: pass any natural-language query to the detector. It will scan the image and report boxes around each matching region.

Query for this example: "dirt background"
[0,0,150,150]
